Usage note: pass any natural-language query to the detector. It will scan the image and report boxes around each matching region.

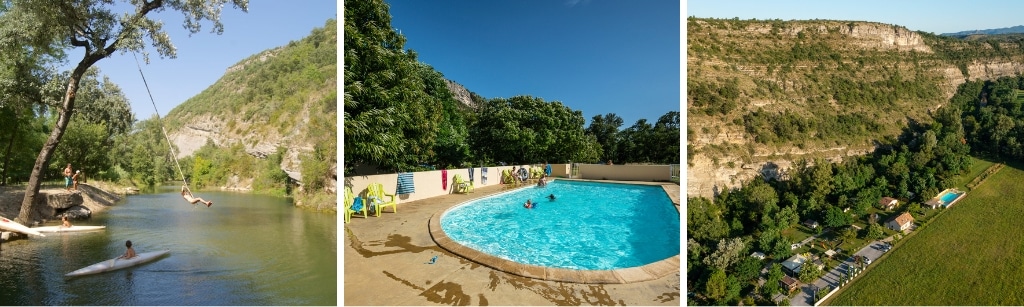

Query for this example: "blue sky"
[687,0,1024,35]
[83,1,337,120]
[385,0,681,128]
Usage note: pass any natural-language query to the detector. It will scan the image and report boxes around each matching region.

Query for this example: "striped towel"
[481,168,488,184]
[396,172,415,195]
[468,168,475,183]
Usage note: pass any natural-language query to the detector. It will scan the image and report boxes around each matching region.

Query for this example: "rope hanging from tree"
[132,52,190,192]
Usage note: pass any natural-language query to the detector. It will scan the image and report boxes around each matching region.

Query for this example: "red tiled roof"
[890,212,914,226]
[879,197,898,206]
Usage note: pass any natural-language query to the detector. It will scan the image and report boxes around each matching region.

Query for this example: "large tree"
[470,95,600,165]
[585,113,623,162]
[2,0,247,224]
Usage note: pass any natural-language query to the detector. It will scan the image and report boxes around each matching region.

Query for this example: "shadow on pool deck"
[343,180,681,306]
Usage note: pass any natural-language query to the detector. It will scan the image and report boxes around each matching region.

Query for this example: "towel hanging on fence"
[396,172,416,195]
[482,168,488,184]
[545,164,552,176]
[442,169,448,191]
[468,167,475,183]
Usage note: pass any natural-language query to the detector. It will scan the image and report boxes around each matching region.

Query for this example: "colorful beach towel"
[482,168,488,184]
[396,172,415,195]
[545,164,552,176]
[468,167,475,183]
[442,169,448,191]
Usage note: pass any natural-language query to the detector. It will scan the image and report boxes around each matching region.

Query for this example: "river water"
[0,186,337,305]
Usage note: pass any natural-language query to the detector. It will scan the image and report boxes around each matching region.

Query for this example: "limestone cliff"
[444,78,478,109]
[687,18,1024,199]
[163,20,336,188]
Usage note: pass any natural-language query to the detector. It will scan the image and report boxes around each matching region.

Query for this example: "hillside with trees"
[344,0,679,175]
[157,19,337,207]
[688,17,1024,198]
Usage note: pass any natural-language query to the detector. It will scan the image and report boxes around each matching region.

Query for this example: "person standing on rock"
[72,170,81,191]
[181,185,213,207]
[63,164,73,192]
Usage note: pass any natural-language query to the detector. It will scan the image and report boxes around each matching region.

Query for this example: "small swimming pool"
[439,180,679,271]
[938,189,965,207]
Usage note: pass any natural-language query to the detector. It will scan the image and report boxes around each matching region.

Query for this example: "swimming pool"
[438,180,679,271]
[938,189,965,207]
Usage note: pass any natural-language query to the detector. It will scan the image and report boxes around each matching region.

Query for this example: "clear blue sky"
[687,0,1024,35]
[385,0,681,128]
[83,1,337,120]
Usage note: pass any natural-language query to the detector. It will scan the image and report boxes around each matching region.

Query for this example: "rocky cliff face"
[687,18,1024,199]
[167,113,313,184]
[445,78,477,109]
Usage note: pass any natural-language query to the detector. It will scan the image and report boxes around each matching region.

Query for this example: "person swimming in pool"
[546,194,555,201]
[523,199,534,209]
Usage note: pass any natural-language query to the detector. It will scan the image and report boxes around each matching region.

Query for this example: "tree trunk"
[16,58,101,224]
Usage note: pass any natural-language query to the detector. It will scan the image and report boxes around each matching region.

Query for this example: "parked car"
[865,257,873,264]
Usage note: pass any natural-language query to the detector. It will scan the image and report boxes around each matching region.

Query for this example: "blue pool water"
[939,190,963,205]
[440,180,680,270]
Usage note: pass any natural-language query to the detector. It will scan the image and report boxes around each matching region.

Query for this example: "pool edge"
[427,180,681,284]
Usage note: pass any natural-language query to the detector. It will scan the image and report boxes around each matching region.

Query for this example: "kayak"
[0,217,45,237]
[31,225,106,233]
[65,250,171,277]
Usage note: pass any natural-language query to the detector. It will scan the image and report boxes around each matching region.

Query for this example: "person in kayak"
[61,216,72,228]
[181,185,213,207]
[117,240,137,260]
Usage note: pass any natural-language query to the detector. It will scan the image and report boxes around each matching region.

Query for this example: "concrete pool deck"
[343,180,681,306]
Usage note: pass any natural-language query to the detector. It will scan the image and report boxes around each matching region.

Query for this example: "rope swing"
[132,52,191,193]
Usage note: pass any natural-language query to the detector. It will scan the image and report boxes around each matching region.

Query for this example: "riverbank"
[0,181,127,227]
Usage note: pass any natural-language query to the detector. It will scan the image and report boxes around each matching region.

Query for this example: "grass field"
[957,156,995,189]
[827,163,1024,305]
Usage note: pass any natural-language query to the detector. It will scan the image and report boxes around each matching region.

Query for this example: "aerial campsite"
[0,1,337,305]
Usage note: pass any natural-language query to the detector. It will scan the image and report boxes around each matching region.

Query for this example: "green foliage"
[51,119,108,175]
[866,223,885,240]
[182,141,291,195]
[798,259,823,283]
[704,268,728,303]
[586,113,623,161]
[824,206,852,229]
[470,95,598,165]
[117,117,174,187]
[731,256,763,284]
[762,264,784,298]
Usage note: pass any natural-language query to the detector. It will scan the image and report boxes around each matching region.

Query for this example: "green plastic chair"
[453,174,473,193]
[502,169,517,189]
[345,186,367,223]
[366,183,397,217]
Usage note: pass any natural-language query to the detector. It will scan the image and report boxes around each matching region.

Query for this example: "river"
[0,185,337,305]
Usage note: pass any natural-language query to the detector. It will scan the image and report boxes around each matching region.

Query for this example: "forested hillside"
[344,0,679,175]
[687,17,1024,198]
[110,19,337,209]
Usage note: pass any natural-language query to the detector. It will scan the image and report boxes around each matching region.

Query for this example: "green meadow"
[828,163,1024,305]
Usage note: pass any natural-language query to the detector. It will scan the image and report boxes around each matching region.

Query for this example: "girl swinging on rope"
[181,185,213,207]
